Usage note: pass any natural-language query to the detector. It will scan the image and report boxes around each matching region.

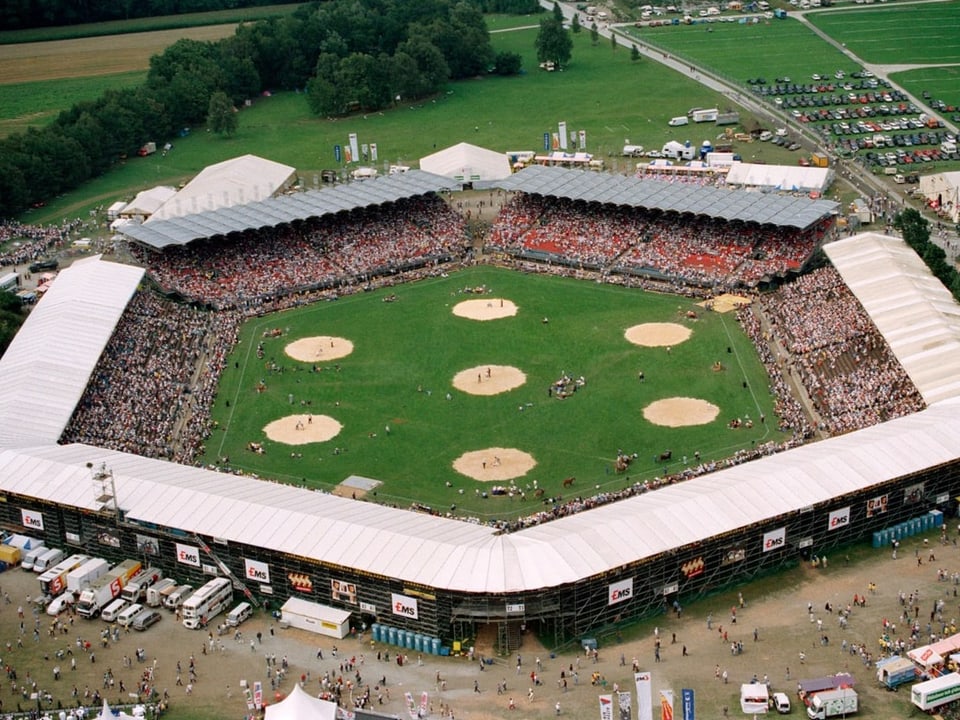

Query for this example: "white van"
[668,116,689,127]
[226,602,253,627]
[21,545,47,571]
[101,598,129,623]
[33,548,65,573]
[163,585,193,610]
[116,603,143,628]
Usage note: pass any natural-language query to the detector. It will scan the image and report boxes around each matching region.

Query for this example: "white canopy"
[725,162,832,194]
[420,142,511,182]
[264,683,337,720]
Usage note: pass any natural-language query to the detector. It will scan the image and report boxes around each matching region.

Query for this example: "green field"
[891,66,960,108]
[0,71,145,136]
[205,267,785,521]
[629,18,859,85]
[807,2,960,65]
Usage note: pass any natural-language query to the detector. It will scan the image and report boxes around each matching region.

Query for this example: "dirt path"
[0,532,944,719]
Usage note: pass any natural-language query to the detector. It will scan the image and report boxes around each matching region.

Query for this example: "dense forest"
[0,0,538,219]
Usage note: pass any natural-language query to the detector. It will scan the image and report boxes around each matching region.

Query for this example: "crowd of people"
[755,266,924,435]
[487,194,832,289]
[0,220,78,268]
[60,292,241,465]
[128,197,468,310]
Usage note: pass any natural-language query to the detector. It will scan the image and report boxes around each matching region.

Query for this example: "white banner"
[349,133,360,165]
[608,578,633,605]
[636,672,653,720]
[244,558,271,584]
[370,143,378,162]
[828,506,850,531]
[391,592,419,619]
[618,691,632,720]
[599,694,614,720]
[175,542,200,567]
[579,129,587,150]
[762,527,786,552]
[558,121,568,150]
[21,508,43,531]
[660,689,674,720]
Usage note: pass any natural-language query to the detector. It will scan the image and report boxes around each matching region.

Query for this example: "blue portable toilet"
[388,627,398,646]
[431,637,441,655]
[912,517,922,534]
[872,531,882,548]
[372,623,381,642]
[405,631,415,649]
[931,510,944,527]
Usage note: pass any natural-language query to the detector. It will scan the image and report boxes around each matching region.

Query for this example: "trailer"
[911,672,960,711]
[121,566,162,602]
[66,558,109,594]
[279,597,351,639]
[806,689,858,719]
[692,108,719,123]
[38,554,90,596]
[76,560,142,618]
[876,656,916,689]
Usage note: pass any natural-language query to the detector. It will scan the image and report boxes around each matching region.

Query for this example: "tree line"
[0,0,536,219]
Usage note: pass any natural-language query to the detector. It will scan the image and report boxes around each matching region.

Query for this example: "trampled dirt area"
[0,533,945,719]
[0,25,240,84]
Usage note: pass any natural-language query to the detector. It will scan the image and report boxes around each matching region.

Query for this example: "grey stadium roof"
[497,165,839,230]
[122,170,459,250]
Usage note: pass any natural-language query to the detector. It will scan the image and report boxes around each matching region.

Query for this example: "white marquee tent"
[725,162,833,194]
[419,142,511,183]
[264,683,337,720]
[917,171,960,223]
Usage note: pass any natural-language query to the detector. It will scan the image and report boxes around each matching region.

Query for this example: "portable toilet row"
[872,512,945,548]
[371,624,444,655]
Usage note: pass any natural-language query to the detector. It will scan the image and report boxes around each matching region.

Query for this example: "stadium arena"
[1,164,959,651]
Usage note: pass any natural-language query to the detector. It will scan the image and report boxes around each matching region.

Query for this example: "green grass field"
[0,71,145,136]
[204,267,786,521]
[891,66,960,108]
[629,18,859,85]
[806,2,960,65]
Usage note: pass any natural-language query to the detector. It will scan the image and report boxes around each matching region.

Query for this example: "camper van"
[668,116,689,127]
[33,548,65,573]
[163,585,193,610]
[21,545,47,571]
[101,598,129,623]
[116,603,144,628]
[226,602,253,627]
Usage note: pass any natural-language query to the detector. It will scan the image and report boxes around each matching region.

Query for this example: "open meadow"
[205,266,785,521]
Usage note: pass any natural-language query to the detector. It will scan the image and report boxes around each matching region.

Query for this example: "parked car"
[132,609,162,631]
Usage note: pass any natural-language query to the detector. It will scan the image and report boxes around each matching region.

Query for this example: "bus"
[181,577,233,629]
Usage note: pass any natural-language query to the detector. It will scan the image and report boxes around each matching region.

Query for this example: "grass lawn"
[806,2,960,66]
[0,71,145,137]
[627,18,859,85]
[890,66,960,108]
[204,266,786,521]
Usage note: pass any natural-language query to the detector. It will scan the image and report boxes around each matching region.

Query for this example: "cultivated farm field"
[204,266,786,521]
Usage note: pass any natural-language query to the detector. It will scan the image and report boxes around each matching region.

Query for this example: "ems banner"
[635,672,653,720]
[599,694,614,720]
[660,689,674,720]
[618,691,632,720]
[682,688,695,720]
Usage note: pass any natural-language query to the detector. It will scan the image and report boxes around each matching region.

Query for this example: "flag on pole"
[558,121,568,150]
[682,688,696,720]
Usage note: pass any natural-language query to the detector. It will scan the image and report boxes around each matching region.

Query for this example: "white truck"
[76,560,143,619]
[806,688,858,719]
[65,558,109,595]
[911,673,960,711]
[121,566,162,603]
[146,578,177,608]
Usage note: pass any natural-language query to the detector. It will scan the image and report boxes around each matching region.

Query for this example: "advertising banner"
[391,592,419,619]
[558,121,568,150]
[682,689,695,720]
[244,558,270,584]
[21,509,43,531]
[635,672,652,720]
[762,527,786,552]
[175,542,200,567]
[828,506,850,531]
[599,694,613,720]
[660,689,674,720]
[608,578,633,605]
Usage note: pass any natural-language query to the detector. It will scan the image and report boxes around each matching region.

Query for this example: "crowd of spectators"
[129,196,468,310]
[755,266,924,435]
[0,220,77,267]
[487,193,832,288]
[61,291,241,465]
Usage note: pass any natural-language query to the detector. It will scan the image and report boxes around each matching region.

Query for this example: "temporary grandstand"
[121,169,457,250]
[0,227,958,649]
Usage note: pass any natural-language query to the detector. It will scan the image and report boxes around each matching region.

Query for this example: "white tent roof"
[918,171,960,223]
[825,233,960,405]
[0,256,143,448]
[148,154,296,222]
[119,186,177,218]
[264,682,337,720]
[725,162,832,193]
[420,142,511,182]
